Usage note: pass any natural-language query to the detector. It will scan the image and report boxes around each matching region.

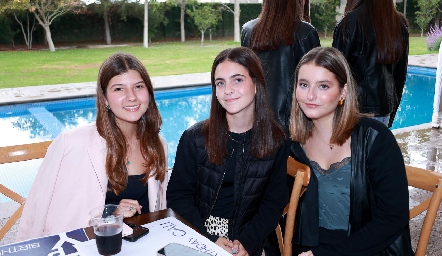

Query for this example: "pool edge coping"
[0,72,212,106]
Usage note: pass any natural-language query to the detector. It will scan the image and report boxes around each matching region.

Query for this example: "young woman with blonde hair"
[289,47,413,255]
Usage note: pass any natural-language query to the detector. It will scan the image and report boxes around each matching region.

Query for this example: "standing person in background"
[332,0,409,127]
[17,53,168,242]
[167,47,289,256]
[241,0,320,132]
[432,41,442,129]
[289,47,413,256]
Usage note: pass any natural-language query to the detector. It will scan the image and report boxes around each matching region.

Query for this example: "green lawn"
[0,36,435,89]
[0,40,240,89]
[320,36,430,55]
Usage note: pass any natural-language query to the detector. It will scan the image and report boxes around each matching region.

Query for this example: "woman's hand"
[298,251,314,256]
[119,199,142,218]
[215,237,234,253]
[232,240,248,256]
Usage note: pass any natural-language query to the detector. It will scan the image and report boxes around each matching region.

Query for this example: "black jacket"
[241,19,320,130]
[332,7,409,127]
[290,118,413,256]
[167,121,289,255]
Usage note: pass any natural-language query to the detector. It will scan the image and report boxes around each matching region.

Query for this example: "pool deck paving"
[1,54,442,254]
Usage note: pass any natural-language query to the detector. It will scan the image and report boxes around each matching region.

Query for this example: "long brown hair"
[204,47,285,165]
[290,47,366,145]
[248,0,302,51]
[96,53,166,195]
[343,0,408,64]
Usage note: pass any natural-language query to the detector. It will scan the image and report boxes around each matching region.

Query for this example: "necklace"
[315,132,334,150]
[228,133,242,143]
[126,140,135,165]
[228,132,246,153]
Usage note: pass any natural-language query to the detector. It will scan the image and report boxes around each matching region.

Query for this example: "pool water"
[390,67,436,129]
[0,67,437,202]
[0,86,212,202]
[0,86,212,168]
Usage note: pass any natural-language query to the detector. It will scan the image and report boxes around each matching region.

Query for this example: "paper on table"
[74,216,231,256]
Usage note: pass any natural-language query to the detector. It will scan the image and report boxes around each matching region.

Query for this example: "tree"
[29,0,83,52]
[0,0,12,12]
[220,0,240,42]
[187,3,221,45]
[180,0,185,42]
[0,14,19,46]
[233,0,239,42]
[403,0,407,18]
[90,0,127,45]
[13,11,36,49]
[146,1,169,42]
[0,0,37,49]
[167,0,195,42]
[415,0,439,37]
[311,0,339,37]
[122,0,169,45]
[99,0,113,45]
[143,0,148,47]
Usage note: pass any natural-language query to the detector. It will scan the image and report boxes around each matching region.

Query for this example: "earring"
[338,99,344,106]
[105,105,111,110]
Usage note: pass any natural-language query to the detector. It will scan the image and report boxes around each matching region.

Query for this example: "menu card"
[74,216,231,256]
[0,228,89,255]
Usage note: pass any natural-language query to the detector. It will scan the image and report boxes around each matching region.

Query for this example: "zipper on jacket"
[229,134,247,239]
[206,154,230,218]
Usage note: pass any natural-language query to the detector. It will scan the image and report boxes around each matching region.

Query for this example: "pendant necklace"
[228,132,246,153]
[228,133,241,143]
[126,141,133,165]
[315,132,334,150]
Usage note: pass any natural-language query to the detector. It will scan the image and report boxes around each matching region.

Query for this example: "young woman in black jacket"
[332,0,409,127]
[241,0,320,132]
[289,47,413,256]
[167,47,289,256]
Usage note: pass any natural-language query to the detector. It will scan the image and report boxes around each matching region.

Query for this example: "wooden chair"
[0,141,51,241]
[276,156,311,256]
[406,165,442,256]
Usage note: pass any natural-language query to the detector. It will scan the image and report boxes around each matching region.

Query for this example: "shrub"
[426,23,442,51]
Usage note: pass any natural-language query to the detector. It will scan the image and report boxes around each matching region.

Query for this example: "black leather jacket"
[167,121,289,256]
[290,118,413,256]
[241,19,320,131]
[332,7,409,127]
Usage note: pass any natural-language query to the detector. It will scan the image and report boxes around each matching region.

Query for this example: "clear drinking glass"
[89,204,124,255]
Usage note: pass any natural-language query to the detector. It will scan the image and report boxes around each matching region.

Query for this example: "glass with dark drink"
[90,204,124,255]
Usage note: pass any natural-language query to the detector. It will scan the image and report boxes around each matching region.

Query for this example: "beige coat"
[17,123,168,241]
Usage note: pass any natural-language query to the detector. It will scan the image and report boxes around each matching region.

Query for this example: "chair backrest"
[0,141,51,241]
[406,165,442,256]
[276,156,311,256]
[0,141,51,164]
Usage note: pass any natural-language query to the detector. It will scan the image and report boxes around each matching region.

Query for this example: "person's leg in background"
[432,41,442,129]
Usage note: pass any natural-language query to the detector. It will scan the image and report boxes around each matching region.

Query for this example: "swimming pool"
[0,86,212,203]
[0,67,437,202]
[391,66,436,129]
